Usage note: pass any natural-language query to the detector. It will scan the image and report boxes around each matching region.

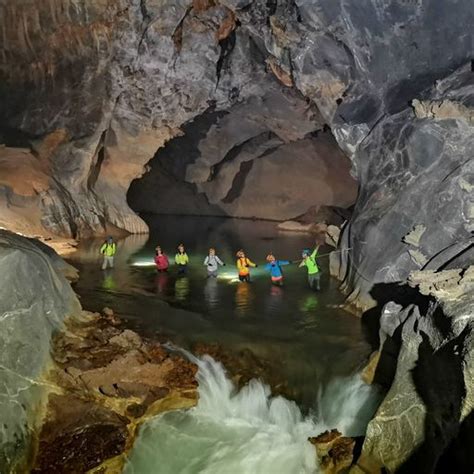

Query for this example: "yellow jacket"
[100,242,116,257]
[236,257,256,276]
[175,253,189,265]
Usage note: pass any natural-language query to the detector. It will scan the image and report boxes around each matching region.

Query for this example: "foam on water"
[124,353,382,474]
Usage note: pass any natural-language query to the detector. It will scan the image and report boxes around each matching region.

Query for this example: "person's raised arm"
[248,259,257,268]
[279,260,290,266]
[311,246,320,259]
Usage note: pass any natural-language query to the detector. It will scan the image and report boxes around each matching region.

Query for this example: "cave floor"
[67,215,371,408]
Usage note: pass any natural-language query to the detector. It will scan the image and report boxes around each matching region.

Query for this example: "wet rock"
[35,306,199,472]
[102,307,114,318]
[109,329,143,349]
[33,394,128,474]
[309,430,356,474]
[309,429,342,457]
[0,231,80,472]
[356,280,474,473]
[145,342,169,364]
[360,351,380,386]
[126,403,147,419]
[192,342,288,395]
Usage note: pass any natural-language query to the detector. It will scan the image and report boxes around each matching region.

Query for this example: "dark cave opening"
[127,96,359,224]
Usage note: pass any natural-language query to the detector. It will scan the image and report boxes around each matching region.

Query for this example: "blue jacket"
[265,260,290,278]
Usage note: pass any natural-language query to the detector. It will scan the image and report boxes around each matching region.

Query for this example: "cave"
[127,99,357,221]
[0,1,473,473]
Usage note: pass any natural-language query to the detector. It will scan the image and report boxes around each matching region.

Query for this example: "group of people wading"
[154,244,322,291]
[101,238,322,291]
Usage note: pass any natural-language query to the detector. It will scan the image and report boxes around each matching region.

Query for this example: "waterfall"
[124,354,381,474]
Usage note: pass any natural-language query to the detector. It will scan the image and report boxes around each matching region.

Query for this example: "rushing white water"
[124,354,382,474]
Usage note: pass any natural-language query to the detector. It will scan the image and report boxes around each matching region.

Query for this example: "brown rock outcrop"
[32,310,198,473]
[309,429,356,474]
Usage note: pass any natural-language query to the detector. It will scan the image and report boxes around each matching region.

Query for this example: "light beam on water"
[124,352,382,474]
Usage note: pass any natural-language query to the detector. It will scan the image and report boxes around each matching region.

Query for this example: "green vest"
[305,249,319,274]
[100,242,116,257]
[175,253,189,265]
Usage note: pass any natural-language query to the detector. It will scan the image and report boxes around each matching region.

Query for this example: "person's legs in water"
[178,264,187,275]
[272,276,283,286]
[207,270,218,278]
[239,274,250,282]
[308,273,320,291]
[102,256,114,270]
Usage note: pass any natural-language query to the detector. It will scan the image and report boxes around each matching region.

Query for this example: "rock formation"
[354,267,474,473]
[33,310,198,473]
[1,0,474,472]
[0,230,80,472]
[0,230,198,472]
[1,0,471,286]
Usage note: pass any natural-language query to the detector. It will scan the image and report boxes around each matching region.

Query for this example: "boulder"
[0,231,80,472]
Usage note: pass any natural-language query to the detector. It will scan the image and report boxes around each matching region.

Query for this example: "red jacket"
[154,254,169,271]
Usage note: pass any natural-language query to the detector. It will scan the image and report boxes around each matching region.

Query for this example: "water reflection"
[204,277,219,311]
[154,272,170,296]
[101,272,117,291]
[264,285,284,316]
[300,294,319,313]
[174,277,190,303]
[234,283,253,318]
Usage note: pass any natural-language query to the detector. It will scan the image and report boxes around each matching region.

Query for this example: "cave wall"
[1,1,474,471]
[1,0,472,269]
[0,0,472,333]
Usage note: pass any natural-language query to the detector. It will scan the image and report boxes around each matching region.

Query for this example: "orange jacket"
[236,257,256,276]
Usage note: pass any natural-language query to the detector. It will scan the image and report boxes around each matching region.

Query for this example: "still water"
[68,215,373,408]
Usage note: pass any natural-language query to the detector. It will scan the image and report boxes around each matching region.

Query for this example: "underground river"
[67,215,382,473]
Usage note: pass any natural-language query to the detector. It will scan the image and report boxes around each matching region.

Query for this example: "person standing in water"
[204,247,225,278]
[175,244,189,275]
[236,249,257,282]
[264,253,291,286]
[154,245,169,272]
[100,236,117,270]
[299,246,321,290]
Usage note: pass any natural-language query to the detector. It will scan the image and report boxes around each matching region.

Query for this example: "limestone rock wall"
[355,268,474,473]
[0,230,81,472]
